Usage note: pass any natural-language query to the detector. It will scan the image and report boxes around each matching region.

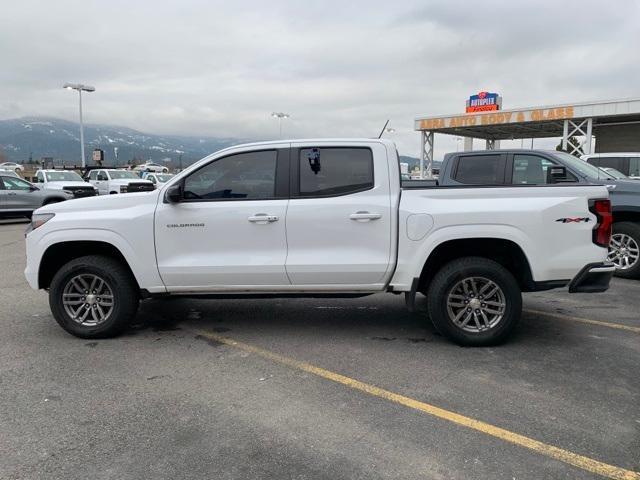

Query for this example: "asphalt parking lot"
[1,220,638,480]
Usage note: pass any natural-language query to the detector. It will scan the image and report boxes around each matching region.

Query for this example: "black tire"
[609,222,640,279]
[427,257,522,346]
[49,255,139,339]
[109,191,118,195]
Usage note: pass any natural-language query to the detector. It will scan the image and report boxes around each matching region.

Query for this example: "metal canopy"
[415,98,640,139]
[414,98,640,177]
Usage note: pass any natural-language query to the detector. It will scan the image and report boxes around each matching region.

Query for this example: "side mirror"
[30,185,39,191]
[165,184,182,203]
[547,165,569,184]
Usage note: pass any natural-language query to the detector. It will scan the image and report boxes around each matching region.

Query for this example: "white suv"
[582,153,640,179]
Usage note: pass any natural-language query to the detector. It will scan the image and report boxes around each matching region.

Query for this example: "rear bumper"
[568,262,615,293]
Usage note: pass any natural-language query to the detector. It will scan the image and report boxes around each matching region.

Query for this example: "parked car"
[0,162,24,173]
[34,170,97,198]
[429,149,640,278]
[582,153,640,179]
[25,139,613,346]
[86,169,154,195]
[0,174,72,218]
[142,172,175,187]
[132,161,169,174]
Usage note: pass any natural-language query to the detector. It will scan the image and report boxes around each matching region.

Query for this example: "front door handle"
[7,192,17,196]
[248,213,279,224]
[350,211,381,222]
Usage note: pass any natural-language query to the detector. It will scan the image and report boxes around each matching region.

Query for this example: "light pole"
[271,112,289,139]
[64,83,95,168]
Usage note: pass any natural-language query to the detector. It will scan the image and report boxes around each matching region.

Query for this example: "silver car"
[0,175,73,219]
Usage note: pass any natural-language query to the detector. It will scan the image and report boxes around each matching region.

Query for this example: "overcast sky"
[2,0,639,157]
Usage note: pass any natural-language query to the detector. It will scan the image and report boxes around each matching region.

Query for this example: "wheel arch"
[611,209,640,224]
[39,241,139,291]
[417,238,535,294]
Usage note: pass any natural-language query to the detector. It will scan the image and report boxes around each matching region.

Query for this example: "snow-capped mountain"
[0,117,241,166]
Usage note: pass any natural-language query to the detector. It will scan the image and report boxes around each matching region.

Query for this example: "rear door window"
[629,158,640,177]
[453,154,505,185]
[297,147,374,197]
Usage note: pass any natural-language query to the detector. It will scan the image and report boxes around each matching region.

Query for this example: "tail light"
[589,199,612,248]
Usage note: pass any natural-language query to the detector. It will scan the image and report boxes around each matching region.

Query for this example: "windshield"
[601,167,627,179]
[156,174,173,182]
[550,152,615,180]
[45,171,83,182]
[108,170,138,179]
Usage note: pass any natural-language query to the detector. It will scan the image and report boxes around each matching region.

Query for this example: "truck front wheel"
[49,255,139,338]
[427,257,522,346]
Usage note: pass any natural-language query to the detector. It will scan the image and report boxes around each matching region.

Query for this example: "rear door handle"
[350,211,382,221]
[248,213,279,224]
[7,192,17,196]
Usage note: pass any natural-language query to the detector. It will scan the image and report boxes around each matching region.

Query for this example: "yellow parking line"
[524,309,640,333]
[194,329,639,480]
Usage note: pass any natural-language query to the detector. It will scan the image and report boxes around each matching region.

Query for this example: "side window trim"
[179,148,288,203]
[290,146,375,199]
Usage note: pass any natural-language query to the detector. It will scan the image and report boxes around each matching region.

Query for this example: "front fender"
[26,228,166,293]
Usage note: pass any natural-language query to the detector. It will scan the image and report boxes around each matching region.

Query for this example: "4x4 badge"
[556,217,590,223]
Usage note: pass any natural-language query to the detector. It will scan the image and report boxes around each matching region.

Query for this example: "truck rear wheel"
[49,255,139,339]
[427,257,522,346]
[607,222,640,279]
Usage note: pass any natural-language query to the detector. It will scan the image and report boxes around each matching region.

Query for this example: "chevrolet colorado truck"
[430,149,640,278]
[25,139,614,346]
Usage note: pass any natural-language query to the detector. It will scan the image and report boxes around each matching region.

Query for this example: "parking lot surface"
[1,220,638,480]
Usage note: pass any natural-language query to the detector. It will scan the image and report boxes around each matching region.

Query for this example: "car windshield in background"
[156,174,173,182]
[551,151,614,180]
[601,167,627,179]
[45,171,83,182]
[109,171,138,179]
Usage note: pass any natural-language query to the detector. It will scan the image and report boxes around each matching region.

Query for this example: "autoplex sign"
[417,106,575,131]
[466,91,502,113]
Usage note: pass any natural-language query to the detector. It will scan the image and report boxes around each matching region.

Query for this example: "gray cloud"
[1,0,639,158]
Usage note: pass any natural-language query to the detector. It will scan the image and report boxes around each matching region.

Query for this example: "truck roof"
[445,149,560,156]
[216,138,397,152]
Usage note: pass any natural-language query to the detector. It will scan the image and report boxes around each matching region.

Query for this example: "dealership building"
[414,95,640,176]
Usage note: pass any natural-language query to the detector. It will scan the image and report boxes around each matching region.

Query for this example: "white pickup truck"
[86,169,154,195]
[34,170,98,198]
[25,139,614,346]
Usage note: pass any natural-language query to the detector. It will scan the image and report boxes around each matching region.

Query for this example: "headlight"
[120,185,128,193]
[31,213,55,230]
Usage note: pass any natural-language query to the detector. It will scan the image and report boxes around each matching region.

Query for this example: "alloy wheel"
[446,276,506,333]
[608,233,640,270]
[62,274,114,326]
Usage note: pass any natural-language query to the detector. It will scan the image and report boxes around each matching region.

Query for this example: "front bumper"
[568,262,615,293]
